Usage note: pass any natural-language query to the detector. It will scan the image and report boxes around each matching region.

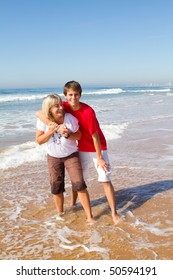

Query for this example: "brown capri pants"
[47,152,87,194]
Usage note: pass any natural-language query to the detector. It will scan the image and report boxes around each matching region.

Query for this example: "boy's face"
[65,90,81,109]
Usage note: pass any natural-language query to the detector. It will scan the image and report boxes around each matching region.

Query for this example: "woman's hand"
[48,122,60,133]
[48,122,69,136]
[57,124,69,136]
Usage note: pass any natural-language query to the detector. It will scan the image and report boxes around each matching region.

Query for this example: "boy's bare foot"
[65,205,76,213]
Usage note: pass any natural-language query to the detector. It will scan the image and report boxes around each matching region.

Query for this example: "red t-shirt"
[63,101,107,152]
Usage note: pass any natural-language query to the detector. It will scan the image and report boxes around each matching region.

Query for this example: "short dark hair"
[63,81,82,96]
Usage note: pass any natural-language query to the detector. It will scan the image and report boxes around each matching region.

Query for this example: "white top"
[36,113,79,158]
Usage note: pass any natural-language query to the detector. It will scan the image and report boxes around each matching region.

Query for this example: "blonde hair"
[42,94,62,120]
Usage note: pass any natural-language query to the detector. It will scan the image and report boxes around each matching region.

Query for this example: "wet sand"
[0,119,173,260]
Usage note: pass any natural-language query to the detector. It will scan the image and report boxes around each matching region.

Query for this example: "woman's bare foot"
[112,214,121,224]
[86,217,96,225]
[56,211,65,221]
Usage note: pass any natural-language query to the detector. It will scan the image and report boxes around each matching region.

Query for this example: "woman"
[36,94,94,223]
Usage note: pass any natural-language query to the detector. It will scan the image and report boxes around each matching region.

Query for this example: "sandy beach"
[1,115,173,260]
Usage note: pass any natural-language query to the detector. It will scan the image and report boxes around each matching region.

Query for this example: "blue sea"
[0,85,173,169]
[0,85,173,260]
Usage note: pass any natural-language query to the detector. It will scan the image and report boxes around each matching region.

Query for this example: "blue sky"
[0,0,173,88]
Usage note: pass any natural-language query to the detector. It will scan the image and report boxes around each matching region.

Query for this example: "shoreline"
[1,117,173,260]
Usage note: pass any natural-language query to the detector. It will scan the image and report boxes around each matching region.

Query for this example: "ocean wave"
[85,88,124,95]
[0,89,123,104]
[0,123,128,169]
[0,93,63,103]
[127,88,171,93]
[101,122,129,140]
[1,87,172,104]
[84,87,172,96]
[0,141,46,170]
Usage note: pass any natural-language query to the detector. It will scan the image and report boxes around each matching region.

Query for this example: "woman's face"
[49,101,64,119]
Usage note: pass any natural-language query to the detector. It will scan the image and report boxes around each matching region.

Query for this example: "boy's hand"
[97,158,109,172]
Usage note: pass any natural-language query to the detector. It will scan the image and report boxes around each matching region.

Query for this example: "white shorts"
[79,150,111,182]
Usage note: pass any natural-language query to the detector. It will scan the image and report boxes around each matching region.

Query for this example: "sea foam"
[1,122,128,170]
[101,122,129,140]
[0,141,46,170]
